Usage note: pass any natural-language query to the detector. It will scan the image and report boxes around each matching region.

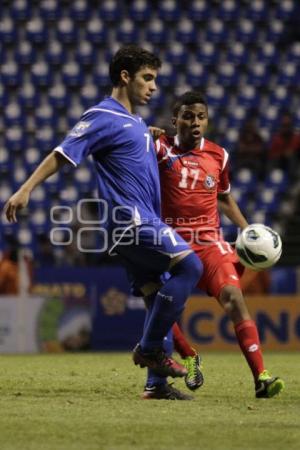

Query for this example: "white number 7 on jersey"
[144,133,150,152]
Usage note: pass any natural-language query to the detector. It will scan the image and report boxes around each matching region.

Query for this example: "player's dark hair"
[109,45,161,86]
[173,91,208,117]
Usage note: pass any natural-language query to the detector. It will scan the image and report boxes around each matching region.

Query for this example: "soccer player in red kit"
[153,91,284,399]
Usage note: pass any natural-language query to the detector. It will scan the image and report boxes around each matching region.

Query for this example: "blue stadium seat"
[31,61,52,87]
[56,17,77,44]
[257,42,277,65]
[116,19,140,44]
[269,87,290,109]
[245,0,268,21]
[196,42,218,65]
[75,40,95,66]
[259,106,279,132]
[13,163,28,187]
[15,40,35,65]
[205,18,228,43]
[62,61,83,87]
[18,82,39,109]
[129,0,151,22]
[35,126,56,151]
[71,0,91,22]
[24,147,41,171]
[264,169,288,193]
[48,82,68,109]
[285,42,300,64]
[216,62,238,87]
[99,0,121,22]
[0,16,17,43]
[246,62,269,87]
[11,0,32,21]
[1,61,22,86]
[165,43,188,67]
[46,40,65,66]
[5,126,26,152]
[235,19,256,43]
[67,101,85,129]
[227,107,247,129]
[274,0,295,20]
[17,227,34,248]
[185,62,209,88]
[227,42,249,65]
[175,18,198,44]
[35,104,57,128]
[148,88,165,109]
[266,19,284,42]
[255,188,279,213]
[206,85,228,109]
[158,0,181,22]
[277,63,298,86]
[26,17,48,43]
[237,85,257,109]
[146,18,169,44]
[93,65,110,88]
[187,0,210,22]
[85,17,108,44]
[3,103,23,127]
[80,83,99,109]
[218,0,240,21]
[233,168,257,193]
[157,62,177,88]
[40,0,60,21]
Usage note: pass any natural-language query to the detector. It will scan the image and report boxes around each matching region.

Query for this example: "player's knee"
[172,252,203,285]
[220,286,245,317]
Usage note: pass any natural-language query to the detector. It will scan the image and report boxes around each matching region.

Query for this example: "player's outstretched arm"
[218,193,248,230]
[4,151,69,223]
[148,126,165,141]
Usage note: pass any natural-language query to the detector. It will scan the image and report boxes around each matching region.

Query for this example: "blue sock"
[146,328,173,387]
[140,253,202,351]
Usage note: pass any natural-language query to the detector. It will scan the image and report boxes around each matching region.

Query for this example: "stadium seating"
[0,0,298,258]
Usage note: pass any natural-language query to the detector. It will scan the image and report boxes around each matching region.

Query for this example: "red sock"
[172,323,196,358]
[234,320,265,380]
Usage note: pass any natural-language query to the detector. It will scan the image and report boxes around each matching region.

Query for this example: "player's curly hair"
[109,45,161,86]
[173,91,208,117]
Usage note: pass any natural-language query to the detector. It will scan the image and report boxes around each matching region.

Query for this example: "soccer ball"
[236,224,282,271]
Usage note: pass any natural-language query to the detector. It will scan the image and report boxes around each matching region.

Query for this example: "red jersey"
[156,135,243,298]
[156,135,230,242]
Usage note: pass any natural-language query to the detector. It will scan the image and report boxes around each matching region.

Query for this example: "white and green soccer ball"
[236,224,282,271]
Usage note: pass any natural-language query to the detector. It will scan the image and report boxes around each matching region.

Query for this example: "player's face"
[127,66,158,106]
[174,103,208,149]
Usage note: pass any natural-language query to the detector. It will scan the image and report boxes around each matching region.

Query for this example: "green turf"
[0,352,298,450]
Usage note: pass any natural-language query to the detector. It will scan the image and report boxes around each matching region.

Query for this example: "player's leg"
[120,223,203,377]
[141,293,195,399]
[218,283,284,398]
[138,250,202,369]
[197,241,284,397]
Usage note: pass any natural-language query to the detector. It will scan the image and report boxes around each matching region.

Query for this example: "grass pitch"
[0,352,298,450]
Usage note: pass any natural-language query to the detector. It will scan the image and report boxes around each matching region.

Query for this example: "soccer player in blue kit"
[4,45,203,398]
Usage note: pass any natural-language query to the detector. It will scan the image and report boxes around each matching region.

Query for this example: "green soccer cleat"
[183,353,204,391]
[255,370,285,398]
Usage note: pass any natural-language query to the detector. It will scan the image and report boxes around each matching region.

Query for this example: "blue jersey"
[54,97,161,233]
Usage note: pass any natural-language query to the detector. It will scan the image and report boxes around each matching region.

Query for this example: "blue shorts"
[113,221,191,294]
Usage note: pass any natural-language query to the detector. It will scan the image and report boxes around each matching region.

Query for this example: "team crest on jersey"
[204,174,216,189]
[69,121,91,137]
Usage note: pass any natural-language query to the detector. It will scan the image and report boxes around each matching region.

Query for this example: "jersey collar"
[174,135,205,151]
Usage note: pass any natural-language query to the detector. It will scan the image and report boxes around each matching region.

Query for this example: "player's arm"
[217,192,248,230]
[148,126,165,141]
[4,151,69,223]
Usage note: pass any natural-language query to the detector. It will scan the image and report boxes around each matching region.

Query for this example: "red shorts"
[191,240,244,299]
